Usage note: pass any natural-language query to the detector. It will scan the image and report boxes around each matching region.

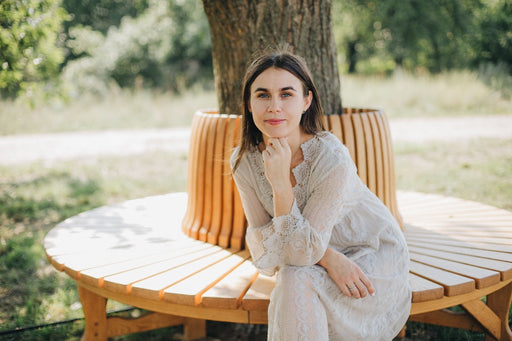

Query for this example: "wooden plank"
[368,113,384,200]
[351,112,367,185]
[198,114,217,241]
[182,113,201,235]
[242,273,275,311]
[405,231,512,246]
[201,259,259,310]
[409,246,512,280]
[410,251,500,288]
[102,246,223,294]
[406,239,512,262]
[328,114,343,142]
[407,238,512,254]
[409,273,444,303]
[106,313,186,338]
[341,110,356,162]
[79,242,211,287]
[230,177,246,250]
[204,115,226,244]
[375,112,392,214]
[187,113,208,239]
[218,116,238,248]
[409,260,475,296]
[361,113,376,194]
[162,250,250,306]
[129,249,234,300]
[182,113,204,235]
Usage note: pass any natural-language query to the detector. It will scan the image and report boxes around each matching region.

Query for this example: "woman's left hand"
[318,248,375,299]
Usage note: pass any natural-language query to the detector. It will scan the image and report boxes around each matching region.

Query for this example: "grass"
[0,87,217,136]
[341,71,512,117]
[0,152,188,340]
[0,72,511,340]
[1,70,511,136]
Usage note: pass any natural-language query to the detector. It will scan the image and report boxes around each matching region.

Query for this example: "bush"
[61,0,212,97]
[0,0,67,99]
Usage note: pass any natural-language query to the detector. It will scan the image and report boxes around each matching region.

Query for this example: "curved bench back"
[182,109,402,249]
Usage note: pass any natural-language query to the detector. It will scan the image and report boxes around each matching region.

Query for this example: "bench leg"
[183,318,206,340]
[485,281,512,341]
[78,285,108,341]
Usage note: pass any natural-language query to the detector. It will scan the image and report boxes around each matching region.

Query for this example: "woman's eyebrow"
[253,86,297,92]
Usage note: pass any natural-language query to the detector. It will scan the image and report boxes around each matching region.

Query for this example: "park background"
[1,0,511,340]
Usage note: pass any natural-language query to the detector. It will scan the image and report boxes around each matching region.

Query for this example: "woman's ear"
[304,90,313,111]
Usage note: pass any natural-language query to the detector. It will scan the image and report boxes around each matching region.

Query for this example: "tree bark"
[202,0,342,116]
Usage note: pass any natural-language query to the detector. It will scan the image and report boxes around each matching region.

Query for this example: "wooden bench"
[44,110,512,340]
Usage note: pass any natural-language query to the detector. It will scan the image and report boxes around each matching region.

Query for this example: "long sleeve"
[231,141,363,276]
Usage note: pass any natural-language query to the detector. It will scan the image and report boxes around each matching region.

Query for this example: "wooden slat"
[409,261,475,296]
[409,246,512,281]
[162,250,250,305]
[129,248,234,300]
[187,113,208,239]
[328,114,343,142]
[406,230,512,246]
[352,112,367,185]
[375,112,392,215]
[242,273,275,311]
[204,115,226,244]
[368,113,384,200]
[410,251,501,288]
[182,113,202,233]
[79,242,210,287]
[218,116,238,248]
[341,110,356,162]
[406,239,512,261]
[198,114,217,241]
[102,245,220,294]
[201,259,259,309]
[361,113,376,193]
[409,273,445,302]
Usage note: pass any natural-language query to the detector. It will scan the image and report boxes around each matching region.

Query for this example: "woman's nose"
[267,98,282,112]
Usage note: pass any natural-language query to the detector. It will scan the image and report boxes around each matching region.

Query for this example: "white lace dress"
[231,132,411,341]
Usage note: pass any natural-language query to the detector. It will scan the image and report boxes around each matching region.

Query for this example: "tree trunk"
[202,0,342,116]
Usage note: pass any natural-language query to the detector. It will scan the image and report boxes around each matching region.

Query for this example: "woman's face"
[249,67,312,143]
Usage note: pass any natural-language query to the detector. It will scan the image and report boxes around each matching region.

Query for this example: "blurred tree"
[202,0,342,116]
[333,0,482,73]
[61,0,148,63]
[62,0,148,34]
[0,0,67,98]
[61,0,212,96]
[474,0,512,70]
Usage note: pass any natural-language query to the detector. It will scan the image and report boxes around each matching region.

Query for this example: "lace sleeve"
[232,145,362,275]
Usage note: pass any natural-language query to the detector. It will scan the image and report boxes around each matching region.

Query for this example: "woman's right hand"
[318,248,375,299]
[261,137,292,190]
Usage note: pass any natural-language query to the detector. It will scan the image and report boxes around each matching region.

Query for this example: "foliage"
[0,0,67,99]
[61,0,211,97]
[333,0,485,74]
[474,0,512,70]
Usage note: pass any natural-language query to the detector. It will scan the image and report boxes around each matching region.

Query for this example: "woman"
[231,50,411,340]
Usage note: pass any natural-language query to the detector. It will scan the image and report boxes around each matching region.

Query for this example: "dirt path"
[0,115,510,166]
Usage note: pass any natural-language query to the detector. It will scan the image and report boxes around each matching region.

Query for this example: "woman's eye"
[257,93,269,99]
[282,92,292,98]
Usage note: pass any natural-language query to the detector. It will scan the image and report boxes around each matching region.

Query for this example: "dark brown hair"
[233,50,325,172]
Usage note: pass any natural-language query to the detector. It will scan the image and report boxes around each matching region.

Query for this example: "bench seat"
[44,191,512,340]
